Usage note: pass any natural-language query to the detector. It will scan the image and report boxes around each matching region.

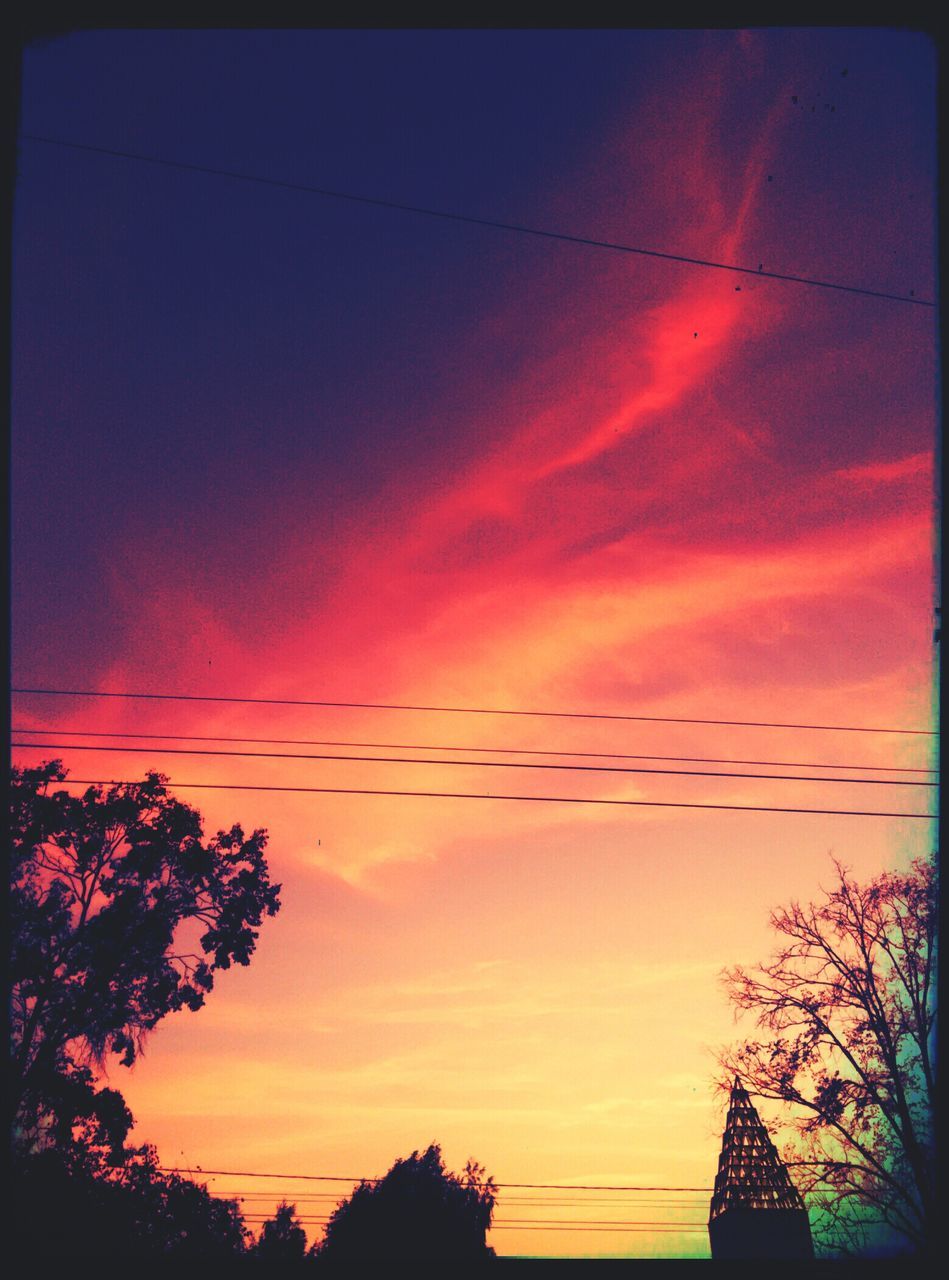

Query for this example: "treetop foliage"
[314,1142,497,1262]
[10,760,281,1154]
[253,1200,309,1261]
[12,1141,250,1259]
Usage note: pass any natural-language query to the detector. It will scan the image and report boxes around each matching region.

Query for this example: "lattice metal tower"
[708,1078,814,1259]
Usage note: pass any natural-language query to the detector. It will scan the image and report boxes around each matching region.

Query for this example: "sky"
[11,27,938,1258]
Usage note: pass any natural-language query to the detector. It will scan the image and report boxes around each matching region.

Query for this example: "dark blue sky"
[13,28,936,690]
[15,31,651,678]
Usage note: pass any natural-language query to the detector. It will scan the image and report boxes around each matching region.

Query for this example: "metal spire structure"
[708,1078,814,1259]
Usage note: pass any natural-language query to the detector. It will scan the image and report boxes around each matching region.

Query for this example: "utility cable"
[12,726,936,773]
[238,1216,707,1229]
[236,1217,706,1231]
[11,687,936,736]
[158,1167,712,1191]
[53,776,935,819]
[11,739,936,788]
[222,1192,715,1204]
[21,134,934,308]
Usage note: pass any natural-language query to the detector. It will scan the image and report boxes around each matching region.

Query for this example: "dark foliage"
[313,1143,496,1262]
[11,1143,249,1259]
[718,856,936,1256]
[253,1200,309,1261]
[10,760,281,1151]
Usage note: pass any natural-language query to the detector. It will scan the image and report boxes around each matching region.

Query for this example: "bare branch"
[717,854,935,1256]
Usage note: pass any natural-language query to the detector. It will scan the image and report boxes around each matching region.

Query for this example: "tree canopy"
[10,760,281,1156]
[718,856,936,1256]
[313,1143,497,1262]
[11,1141,250,1259]
[253,1200,309,1261]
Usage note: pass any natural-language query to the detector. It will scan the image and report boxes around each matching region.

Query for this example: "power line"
[11,687,936,736]
[463,1218,701,1228]
[209,1187,708,1197]
[238,1217,707,1232]
[225,1192,707,1205]
[204,1187,701,1198]
[46,777,939,819]
[158,1167,712,1191]
[237,1211,707,1226]
[242,1217,707,1230]
[489,1218,701,1228]
[466,1218,701,1228]
[234,1208,709,1231]
[13,726,937,774]
[12,740,935,789]
[21,133,933,308]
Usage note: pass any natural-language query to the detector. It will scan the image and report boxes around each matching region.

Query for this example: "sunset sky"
[11,28,938,1257]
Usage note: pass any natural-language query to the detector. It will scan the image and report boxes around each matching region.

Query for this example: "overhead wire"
[240,1219,706,1231]
[11,725,937,773]
[43,777,937,819]
[235,1217,706,1231]
[221,1191,708,1205]
[21,133,934,308]
[188,1166,808,1236]
[10,740,936,788]
[11,687,936,735]
[158,1167,711,1191]
[184,1167,714,1232]
[445,1218,701,1228]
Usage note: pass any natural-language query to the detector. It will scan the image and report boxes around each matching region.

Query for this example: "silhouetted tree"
[718,856,936,1256]
[11,1141,249,1258]
[313,1143,496,1262]
[10,760,281,1153]
[253,1200,309,1261]
[114,1145,249,1256]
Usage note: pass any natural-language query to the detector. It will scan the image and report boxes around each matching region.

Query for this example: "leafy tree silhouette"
[718,856,936,1256]
[10,760,281,1154]
[11,1141,249,1259]
[253,1200,309,1261]
[313,1143,497,1262]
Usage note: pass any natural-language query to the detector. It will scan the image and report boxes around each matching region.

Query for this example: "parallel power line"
[200,1175,713,1233]
[10,741,936,788]
[157,1167,712,1191]
[46,777,937,820]
[11,687,937,735]
[223,1192,708,1205]
[168,1165,717,1236]
[177,1168,824,1234]
[235,1218,706,1228]
[218,1191,714,1231]
[22,134,934,308]
[12,726,938,774]
[234,1218,706,1228]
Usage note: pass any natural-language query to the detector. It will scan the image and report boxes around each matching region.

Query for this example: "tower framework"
[708,1078,813,1259]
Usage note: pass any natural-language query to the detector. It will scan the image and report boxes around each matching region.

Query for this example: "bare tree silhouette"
[718,856,936,1256]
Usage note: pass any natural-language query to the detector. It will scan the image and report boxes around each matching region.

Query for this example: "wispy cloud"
[834,451,933,486]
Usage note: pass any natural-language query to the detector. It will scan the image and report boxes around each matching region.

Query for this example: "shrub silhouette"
[254,1200,308,1261]
[11,1144,248,1258]
[313,1143,496,1262]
